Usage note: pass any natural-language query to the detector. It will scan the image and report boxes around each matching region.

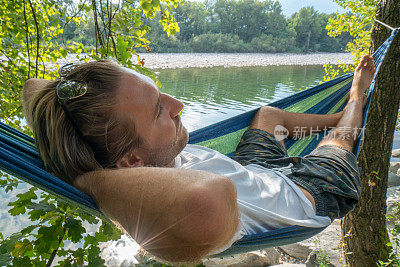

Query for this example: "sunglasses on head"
[55,63,88,138]
[55,63,88,105]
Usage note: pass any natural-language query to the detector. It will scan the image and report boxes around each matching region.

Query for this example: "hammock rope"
[0,27,398,256]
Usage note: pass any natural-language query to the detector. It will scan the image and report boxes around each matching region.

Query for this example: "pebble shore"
[137,53,353,69]
[48,52,353,70]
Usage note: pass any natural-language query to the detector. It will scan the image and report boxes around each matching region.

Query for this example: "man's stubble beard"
[142,126,189,168]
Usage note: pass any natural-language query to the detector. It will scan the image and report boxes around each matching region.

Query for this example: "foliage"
[146,2,351,53]
[289,7,352,53]
[290,7,324,51]
[0,0,183,265]
[378,204,400,266]
[148,33,192,53]
[145,12,192,53]
[191,33,247,52]
[173,2,207,42]
[0,0,66,130]
[210,0,287,42]
[0,185,121,266]
[248,34,295,53]
[324,0,377,80]
[313,239,331,267]
[63,0,352,53]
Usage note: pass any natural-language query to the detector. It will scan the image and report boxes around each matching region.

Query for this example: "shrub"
[191,33,247,52]
[147,35,192,53]
[249,34,296,53]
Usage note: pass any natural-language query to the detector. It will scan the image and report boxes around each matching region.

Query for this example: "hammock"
[0,27,398,257]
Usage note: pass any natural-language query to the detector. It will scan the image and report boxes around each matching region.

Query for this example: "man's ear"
[116,152,144,168]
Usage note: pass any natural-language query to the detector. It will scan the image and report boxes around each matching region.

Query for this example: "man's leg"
[250,55,375,151]
[288,56,374,218]
[316,55,375,152]
[250,107,343,148]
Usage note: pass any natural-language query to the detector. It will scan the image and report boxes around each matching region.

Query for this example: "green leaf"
[20,224,40,235]
[27,201,57,221]
[34,225,63,254]
[87,245,105,266]
[0,233,24,254]
[57,258,75,266]
[8,188,38,216]
[76,211,99,224]
[71,247,85,260]
[13,239,33,258]
[8,205,26,216]
[95,222,122,242]
[116,35,131,65]
[84,235,98,248]
[13,256,34,266]
[24,250,34,258]
[60,48,68,58]
[65,218,85,243]
[0,253,11,266]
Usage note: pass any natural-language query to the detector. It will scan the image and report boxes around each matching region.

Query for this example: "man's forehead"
[122,67,157,86]
[117,67,159,120]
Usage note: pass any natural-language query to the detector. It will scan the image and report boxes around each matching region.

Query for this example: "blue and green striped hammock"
[0,27,398,256]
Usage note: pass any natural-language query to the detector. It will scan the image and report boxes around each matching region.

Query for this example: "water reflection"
[157,65,326,132]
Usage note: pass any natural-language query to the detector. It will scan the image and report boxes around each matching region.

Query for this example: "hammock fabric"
[0,28,398,256]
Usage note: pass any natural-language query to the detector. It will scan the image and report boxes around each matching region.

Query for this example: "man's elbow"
[186,177,238,243]
[148,177,239,263]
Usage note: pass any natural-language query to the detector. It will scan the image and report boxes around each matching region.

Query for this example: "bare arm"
[74,167,239,263]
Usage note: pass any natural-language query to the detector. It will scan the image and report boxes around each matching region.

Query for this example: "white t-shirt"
[174,144,331,251]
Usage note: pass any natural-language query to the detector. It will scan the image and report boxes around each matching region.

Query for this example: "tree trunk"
[306,31,311,51]
[341,1,400,266]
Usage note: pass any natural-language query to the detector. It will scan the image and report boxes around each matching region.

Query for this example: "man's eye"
[157,105,164,117]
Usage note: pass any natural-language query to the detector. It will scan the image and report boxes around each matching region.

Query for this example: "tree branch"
[27,0,40,78]
[46,215,67,267]
[62,0,88,45]
[23,0,31,79]
[63,0,88,29]
[91,0,104,53]
[0,50,16,67]
[99,0,110,54]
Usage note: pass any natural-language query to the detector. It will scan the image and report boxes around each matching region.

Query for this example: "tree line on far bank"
[67,0,353,53]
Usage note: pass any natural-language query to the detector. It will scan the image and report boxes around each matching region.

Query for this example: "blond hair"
[25,60,142,184]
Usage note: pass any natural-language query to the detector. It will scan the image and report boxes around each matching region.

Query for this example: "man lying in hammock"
[23,55,375,263]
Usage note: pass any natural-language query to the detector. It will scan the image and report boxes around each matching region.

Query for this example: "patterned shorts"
[232,129,361,220]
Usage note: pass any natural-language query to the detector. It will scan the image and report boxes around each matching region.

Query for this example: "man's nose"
[162,93,184,117]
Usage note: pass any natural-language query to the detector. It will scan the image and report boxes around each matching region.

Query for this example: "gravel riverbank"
[47,52,353,69]
[137,53,353,69]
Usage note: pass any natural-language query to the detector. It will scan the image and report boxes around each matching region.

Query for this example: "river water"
[157,65,327,132]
